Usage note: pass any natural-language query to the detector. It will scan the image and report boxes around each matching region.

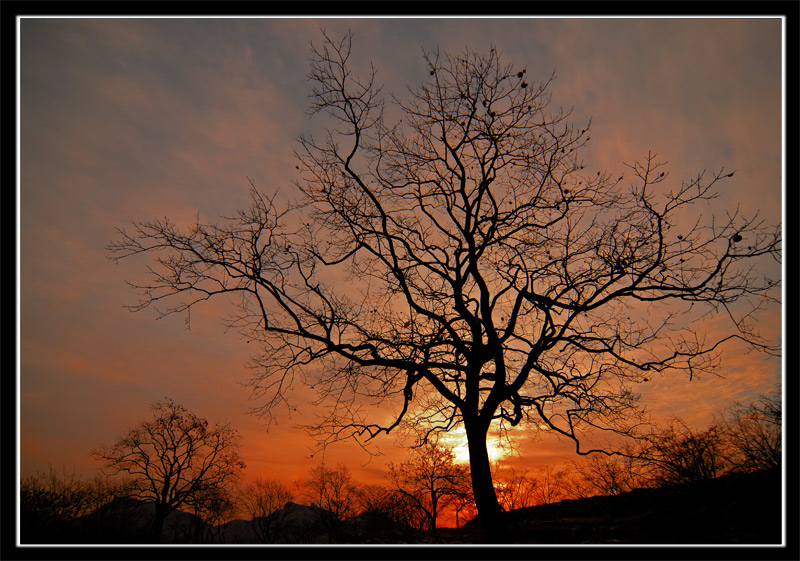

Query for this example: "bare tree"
[570,444,652,497]
[300,463,358,543]
[639,417,728,485]
[559,466,597,501]
[20,465,127,543]
[189,484,237,543]
[108,31,781,525]
[493,464,568,510]
[530,464,568,505]
[349,483,412,541]
[387,442,471,531]
[240,477,294,543]
[571,391,781,496]
[452,492,478,529]
[91,398,245,542]
[718,392,781,472]
[493,466,538,511]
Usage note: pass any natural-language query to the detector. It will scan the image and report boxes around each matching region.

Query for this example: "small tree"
[91,398,245,542]
[301,463,358,543]
[639,418,727,485]
[718,392,781,472]
[530,464,568,505]
[493,466,538,511]
[559,466,596,501]
[452,492,478,529]
[240,477,294,544]
[350,484,411,541]
[20,465,123,543]
[189,484,237,543]
[387,442,472,531]
[109,30,781,527]
[571,445,652,497]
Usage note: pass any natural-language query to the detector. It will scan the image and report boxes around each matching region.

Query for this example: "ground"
[421,468,782,545]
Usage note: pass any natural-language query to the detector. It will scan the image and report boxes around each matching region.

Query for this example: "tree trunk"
[464,419,503,536]
[152,505,166,543]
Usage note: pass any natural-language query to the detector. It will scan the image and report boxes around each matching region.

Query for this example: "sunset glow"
[18,16,783,539]
[440,428,511,465]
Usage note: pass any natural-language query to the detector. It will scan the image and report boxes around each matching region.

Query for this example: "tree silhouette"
[639,417,728,485]
[569,445,651,497]
[108,31,780,526]
[493,466,539,511]
[352,483,416,540]
[20,465,129,543]
[300,463,357,543]
[387,442,471,531]
[240,477,294,543]
[91,398,245,542]
[189,484,237,543]
[568,390,782,497]
[718,391,781,472]
[530,464,569,505]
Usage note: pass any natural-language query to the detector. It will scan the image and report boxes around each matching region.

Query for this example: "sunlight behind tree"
[109,30,781,527]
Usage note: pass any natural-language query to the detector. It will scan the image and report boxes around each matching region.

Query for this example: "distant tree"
[108,30,781,527]
[452,492,478,529]
[301,463,358,543]
[20,465,125,543]
[570,445,652,497]
[240,477,294,543]
[559,466,597,501]
[91,398,245,542]
[353,483,394,520]
[639,418,727,485]
[530,464,568,505]
[387,442,472,531]
[493,466,538,511]
[718,392,781,472]
[189,484,237,543]
[571,391,781,495]
[350,483,413,541]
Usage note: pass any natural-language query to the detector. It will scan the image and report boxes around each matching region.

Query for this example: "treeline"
[495,391,781,509]
[20,392,780,544]
[20,444,471,544]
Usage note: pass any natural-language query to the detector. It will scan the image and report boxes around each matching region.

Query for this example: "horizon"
[18,15,783,518]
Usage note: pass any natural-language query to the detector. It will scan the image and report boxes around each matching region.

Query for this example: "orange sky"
[18,17,783,500]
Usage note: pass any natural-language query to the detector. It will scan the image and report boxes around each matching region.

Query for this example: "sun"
[440,428,509,464]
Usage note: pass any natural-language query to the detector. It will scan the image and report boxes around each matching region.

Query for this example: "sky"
[18,17,784,498]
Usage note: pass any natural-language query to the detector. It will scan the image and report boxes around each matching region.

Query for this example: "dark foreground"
[22,468,781,545]
[418,468,782,544]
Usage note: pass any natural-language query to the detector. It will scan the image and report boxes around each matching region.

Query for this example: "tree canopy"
[92,398,245,540]
[387,442,471,531]
[109,31,780,523]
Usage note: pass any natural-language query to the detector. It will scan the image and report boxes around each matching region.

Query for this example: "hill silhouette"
[456,467,782,544]
[26,468,781,545]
